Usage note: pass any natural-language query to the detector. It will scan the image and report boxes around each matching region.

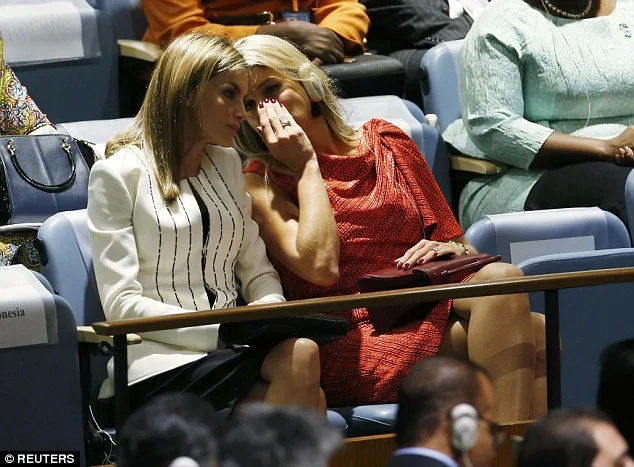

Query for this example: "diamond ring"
[279,118,292,128]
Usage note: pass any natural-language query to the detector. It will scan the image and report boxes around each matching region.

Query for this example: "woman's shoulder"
[466,0,540,48]
[91,145,150,183]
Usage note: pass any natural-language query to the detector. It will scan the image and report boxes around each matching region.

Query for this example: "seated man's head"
[116,393,221,467]
[518,408,634,467]
[598,338,634,450]
[396,356,501,467]
[218,402,342,467]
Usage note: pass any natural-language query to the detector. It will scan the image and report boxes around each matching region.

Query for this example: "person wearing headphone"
[234,34,546,423]
[389,356,504,467]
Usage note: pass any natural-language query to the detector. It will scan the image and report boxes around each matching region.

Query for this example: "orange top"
[142,0,369,55]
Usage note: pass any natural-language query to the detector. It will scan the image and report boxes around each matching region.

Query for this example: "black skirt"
[126,346,268,417]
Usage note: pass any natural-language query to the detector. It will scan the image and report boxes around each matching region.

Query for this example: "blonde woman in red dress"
[235,35,546,423]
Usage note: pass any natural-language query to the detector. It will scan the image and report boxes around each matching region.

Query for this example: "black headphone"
[450,403,479,452]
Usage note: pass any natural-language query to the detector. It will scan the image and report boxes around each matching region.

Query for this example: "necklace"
[542,0,593,18]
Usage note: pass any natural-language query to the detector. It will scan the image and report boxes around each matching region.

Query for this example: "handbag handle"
[7,137,76,193]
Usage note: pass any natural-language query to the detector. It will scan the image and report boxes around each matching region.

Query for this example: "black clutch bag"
[219,313,349,348]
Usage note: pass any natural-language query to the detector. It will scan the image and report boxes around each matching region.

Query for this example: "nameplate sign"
[510,236,596,265]
[0,266,50,349]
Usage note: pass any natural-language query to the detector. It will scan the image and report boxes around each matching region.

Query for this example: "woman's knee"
[472,262,524,282]
[261,337,321,385]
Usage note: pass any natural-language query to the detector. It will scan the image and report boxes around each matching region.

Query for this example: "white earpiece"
[450,403,479,453]
[298,63,325,102]
[168,457,200,467]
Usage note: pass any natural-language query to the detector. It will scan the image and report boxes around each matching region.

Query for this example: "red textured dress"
[244,119,463,406]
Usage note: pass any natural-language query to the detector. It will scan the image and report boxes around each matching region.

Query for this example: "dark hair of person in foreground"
[218,403,342,467]
[116,392,221,467]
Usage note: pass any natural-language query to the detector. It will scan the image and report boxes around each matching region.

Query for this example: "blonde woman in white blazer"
[87,32,324,415]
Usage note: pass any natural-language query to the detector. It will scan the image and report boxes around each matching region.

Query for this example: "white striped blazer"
[87,144,284,398]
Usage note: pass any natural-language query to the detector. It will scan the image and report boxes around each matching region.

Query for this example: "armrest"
[77,325,142,346]
[118,39,161,62]
[450,154,507,175]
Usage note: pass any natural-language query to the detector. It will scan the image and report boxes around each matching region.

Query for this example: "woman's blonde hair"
[232,35,356,168]
[106,32,246,202]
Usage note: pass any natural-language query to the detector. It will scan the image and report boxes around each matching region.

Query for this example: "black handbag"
[219,313,349,348]
[0,135,93,225]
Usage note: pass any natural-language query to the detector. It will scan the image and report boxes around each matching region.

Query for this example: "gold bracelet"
[449,240,470,255]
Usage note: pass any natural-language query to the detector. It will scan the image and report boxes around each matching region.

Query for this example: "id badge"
[282,8,311,22]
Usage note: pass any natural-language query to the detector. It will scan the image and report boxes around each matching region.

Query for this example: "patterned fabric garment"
[244,119,463,406]
[0,33,51,135]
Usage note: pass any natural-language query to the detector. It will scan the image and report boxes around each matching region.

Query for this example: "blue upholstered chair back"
[465,207,631,264]
[465,207,634,407]
[420,40,463,134]
[342,95,452,204]
[0,270,84,461]
[10,9,119,122]
[88,0,147,40]
[38,209,103,327]
[624,169,634,235]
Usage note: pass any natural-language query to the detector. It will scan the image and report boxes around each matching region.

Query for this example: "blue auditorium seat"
[465,207,634,407]
[87,0,147,40]
[624,169,634,236]
[9,7,119,122]
[342,95,451,204]
[419,40,463,134]
[0,266,84,462]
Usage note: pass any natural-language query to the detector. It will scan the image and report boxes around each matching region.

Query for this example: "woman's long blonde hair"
[232,35,357,169]
[106,32,246,202]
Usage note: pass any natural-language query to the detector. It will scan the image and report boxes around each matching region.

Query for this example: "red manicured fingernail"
[403,263,409,269]
[258,101,264,109]
[396,262,402,269]
[270,98,277,103]
[264,98,270,103]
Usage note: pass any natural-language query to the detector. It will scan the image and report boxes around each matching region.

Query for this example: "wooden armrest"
[77,325,142,346]
[450,154,507,175]
[118,39,162,62]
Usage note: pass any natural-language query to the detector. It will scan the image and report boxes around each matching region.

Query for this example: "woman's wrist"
[448,240,470,256]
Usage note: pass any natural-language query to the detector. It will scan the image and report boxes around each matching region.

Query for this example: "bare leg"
[245,337,325,414]
[530,313,547,419]
[453,262,536,423]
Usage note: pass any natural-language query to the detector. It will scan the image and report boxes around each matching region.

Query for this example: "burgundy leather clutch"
[357,253,502,333]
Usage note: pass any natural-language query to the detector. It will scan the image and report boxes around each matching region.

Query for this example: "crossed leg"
[438,262,546,422]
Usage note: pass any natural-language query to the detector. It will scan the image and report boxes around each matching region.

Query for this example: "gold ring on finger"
[431,247,439,255]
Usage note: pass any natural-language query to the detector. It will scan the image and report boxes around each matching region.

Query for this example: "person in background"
[597,338,634,450]
[218,403,342,467]
[88,32,323,417]
[117,393,221,467]
[234,34,546,423]
[141,0,369,66]
[517,408,634,467]
[443,0,634,229]
[361,0,477,107]
[389,357,503,467]
[0,30,56,269]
